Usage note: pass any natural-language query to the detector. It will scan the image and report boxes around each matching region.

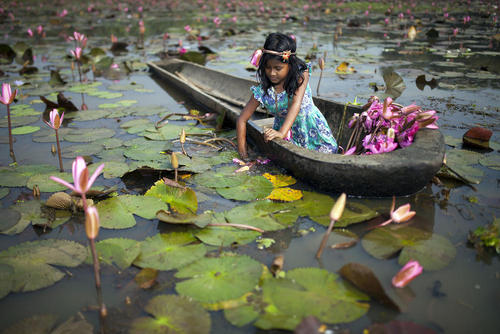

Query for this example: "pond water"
[1,1,499,333]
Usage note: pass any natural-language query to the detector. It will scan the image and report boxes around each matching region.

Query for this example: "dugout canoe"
[148,59,445,196]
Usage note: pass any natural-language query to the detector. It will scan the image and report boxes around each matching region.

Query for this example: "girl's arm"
[237,96,260,160]
[264,71,309,142]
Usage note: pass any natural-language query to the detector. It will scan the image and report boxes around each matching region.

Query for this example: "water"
[0,1,499,333]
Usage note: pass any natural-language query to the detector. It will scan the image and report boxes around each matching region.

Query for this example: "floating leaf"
[27,172,73,193]
[383,69,406,99]
[133,232,206,271]
[0,208,20,233]
[195,225,261,246]
[439,149,484,184]
[191,165,248,188]
[117,194,167,219]
[175,254,262,303]
[0,239,86,294]
[362,226,456,271]
[262,173,297,187]
[62,127,115,143]
[67,82,102,93]
[120,118,153,134]
[11,125,40,135]
[61,143,103,158]
[134,268,158,289]
[96,197,137,229]
[108,82,143,91]
[225,200,290,231]
[266,187,303,202]
[0,115,39,127]
[101,138,124,149]
[1,314,58,334]
[87,238,141,270]
[314,202,379,228]
[335,61,355,74]
[479,155,500,171]
[101,161,130,179]
[339,262,400,310]
[145,180,197,214]
[130,295,210,334]
[65,109,109,121]
[216,175,273,201]
[0,187,9,199]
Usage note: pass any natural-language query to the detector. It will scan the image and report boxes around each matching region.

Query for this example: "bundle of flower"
[344,96,438,155]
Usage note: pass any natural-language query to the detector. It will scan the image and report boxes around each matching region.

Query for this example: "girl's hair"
[257,33,307,98]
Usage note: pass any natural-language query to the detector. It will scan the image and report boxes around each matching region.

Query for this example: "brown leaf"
[339,262,400,311]
[270,255,284,277]
[134,268,158,289]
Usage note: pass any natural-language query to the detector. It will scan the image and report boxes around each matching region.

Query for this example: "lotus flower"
[27,28,33,37]
[392,260,423,288]
[0,83,17,105]
[50,156,104,195]
[44,109,64,130]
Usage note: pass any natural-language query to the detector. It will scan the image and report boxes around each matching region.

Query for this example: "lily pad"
[0,187,9,199]
[195,225,261,246]
[27,172,73,193]
[216,175,273,201]
[1,314,58,334]
[262,173,297,187]
[11,125,40,135]
[100,138,123,149]
[266,187,303,202]
[61,143,103,158]
[102,161,130,179]
[0,164,58,187]
[129,105,166,116]
[68,82,102,93]
[96,197,137,229]
[86,90,123,99]
[146,124,212,141]
[120,118,153,134]
[313,202,379,228]
[145,180,197,214]
[175,254,262,303]
[133,232,206,271]
[191,165,248,188]
[10,104,40,117]
[87,238,141,270]
[225,200,290,231]
[0,115,39,127]
[130,295,210,334]
[108,82,144,91]
[362,226,456,271]
[62,127,115,143]
[479,155,500,171]
[0,208,21,233]
[0,239,86,294]
[123,141,170,162]
[65,109,109,121]
[98,99,137,109]
[117,194,168,219]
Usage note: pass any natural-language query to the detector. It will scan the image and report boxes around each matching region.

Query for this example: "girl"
[237,33,338,161]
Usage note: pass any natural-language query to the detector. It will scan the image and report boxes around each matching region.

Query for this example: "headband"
[250,48,296,66]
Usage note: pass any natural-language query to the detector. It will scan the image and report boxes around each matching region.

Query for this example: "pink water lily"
[44,109,64,129]
[70,47,82,60]
[0,83,17,105]
[392,260,423,288]
[391,202,416,223]
[50,156,104,195]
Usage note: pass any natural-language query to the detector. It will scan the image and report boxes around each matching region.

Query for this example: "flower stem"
[316,68,323,96]
[6,104,16,162]
[55,129,63,172]
[77,61,82,83]
[89,238,101,288]
[316,218,336,259]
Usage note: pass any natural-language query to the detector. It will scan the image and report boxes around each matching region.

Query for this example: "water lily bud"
[32,185,40,199]
[180,129,186,144]
[387,127,395,140]
[329,193,346,221]
[51,144,56,154]
[85,206,100,240]
[318,58,325,71]
[171,152,179,169]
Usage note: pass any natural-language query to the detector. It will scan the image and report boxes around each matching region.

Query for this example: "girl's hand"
[263,128,284,142]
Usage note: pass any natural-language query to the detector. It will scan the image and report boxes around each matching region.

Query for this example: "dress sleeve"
[251,84,265,107]
[306,62,312,74]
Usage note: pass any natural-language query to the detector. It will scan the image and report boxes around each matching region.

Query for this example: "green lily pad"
[123,141,170,162]
[100,138,123,150]
[129,105,166,116]
[0,208,21,233]
[68,82,102,93]
[479,155,500,171]
[102,161,130,178]
[32,127,68,143]
[195,225,261,246]
[0,239,86,293]
[108,82,144,91]
[98,99,137,109]
[120,118,153,134]
[96,197,137,229]
[0,115,39,127]
[10,104,40,116]
[65,109,109,121]
[146,124,213,141]
[216,175,273,201]
[130,295,210,334]
[11,125,40,135]
[444,135,462,147]
[0,187,9,199]
[62,127,115,143]
[27,172,73,193]
[362,226,456,271]
[117,194,168,219]
[61,143,103,158]
[0,164,58,187]
[175,254,262,303]
[312,202,379,228]
[87,90,123,99]
[225,267,369,330]
[225,200,290,231]
[145,180,197,214]
[133,232,206,271]
[50,314,93,334]
[191,165,248,188]
[87,238,141,270]
[1,314,58,334]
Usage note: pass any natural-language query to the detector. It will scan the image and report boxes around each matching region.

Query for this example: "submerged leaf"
[130,295,210,334]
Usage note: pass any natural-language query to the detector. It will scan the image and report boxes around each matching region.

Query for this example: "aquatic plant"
[44,109,64,172]
[0,83,18,162]
[392,260,423,288]
[346,96,439,155]
[316,193,347,258]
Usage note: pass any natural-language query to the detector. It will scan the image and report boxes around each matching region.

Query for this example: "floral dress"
[251,69,338,153]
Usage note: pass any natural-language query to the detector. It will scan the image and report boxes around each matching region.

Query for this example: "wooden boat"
[148,59,445,196]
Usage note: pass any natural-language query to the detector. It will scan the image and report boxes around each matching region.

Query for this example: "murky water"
[1,1,499,333]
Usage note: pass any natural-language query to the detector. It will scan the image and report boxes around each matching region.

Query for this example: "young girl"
[237,33,338,161]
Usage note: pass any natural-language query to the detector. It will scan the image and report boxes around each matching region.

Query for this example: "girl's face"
[264,58,290,87]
